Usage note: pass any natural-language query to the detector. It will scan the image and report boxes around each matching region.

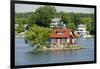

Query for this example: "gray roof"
[52,18,61,22]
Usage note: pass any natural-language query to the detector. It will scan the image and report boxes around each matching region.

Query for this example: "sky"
[15,4,94,13]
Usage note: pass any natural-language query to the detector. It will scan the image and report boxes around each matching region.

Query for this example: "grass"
[66,46,81,49]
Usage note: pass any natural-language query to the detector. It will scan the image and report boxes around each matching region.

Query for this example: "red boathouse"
[50,28,77,48]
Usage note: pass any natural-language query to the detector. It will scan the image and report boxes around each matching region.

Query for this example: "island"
[36,18,81,51]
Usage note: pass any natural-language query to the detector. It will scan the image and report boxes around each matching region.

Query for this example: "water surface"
[15,37,94,65]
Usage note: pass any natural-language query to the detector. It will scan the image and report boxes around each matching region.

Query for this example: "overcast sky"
[15,4,94,13]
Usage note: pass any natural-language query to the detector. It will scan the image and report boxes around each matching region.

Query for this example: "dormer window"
[55,31,64,34]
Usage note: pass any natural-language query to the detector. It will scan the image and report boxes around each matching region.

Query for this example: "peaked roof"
[50,28,76,38]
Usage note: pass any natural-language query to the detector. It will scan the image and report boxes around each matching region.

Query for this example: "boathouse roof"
[50,28,76,38]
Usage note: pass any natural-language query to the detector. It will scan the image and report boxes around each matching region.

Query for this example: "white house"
[50,18,66,28]
[75,24,91,38]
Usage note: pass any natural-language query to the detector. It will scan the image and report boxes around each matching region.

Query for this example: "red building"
[50,28,77,48]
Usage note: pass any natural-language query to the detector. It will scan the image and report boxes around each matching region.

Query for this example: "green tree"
[16,20,25,33]
[67,22,75,30]
[35,6,56,27]
[85,18,94,34]
[61,12,71,24]
[27,12,36,26]
[25,25,52,49]
[79,17,94,34]
[61,12,76,30]
[73,13,81,27]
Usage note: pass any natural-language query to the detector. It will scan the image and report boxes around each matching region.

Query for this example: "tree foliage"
[15,20,25,33]
[61,12,76,30]
[34,6,56,27]
[25,25,52,49]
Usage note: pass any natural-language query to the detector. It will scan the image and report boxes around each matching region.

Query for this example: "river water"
[15,37,94,66]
